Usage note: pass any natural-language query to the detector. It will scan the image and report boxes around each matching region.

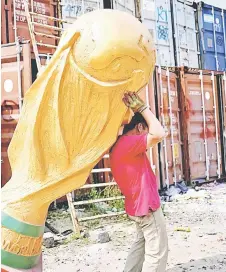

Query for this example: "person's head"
[122,112,148,135]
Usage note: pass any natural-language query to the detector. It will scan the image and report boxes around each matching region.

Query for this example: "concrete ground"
[43,183,226,272]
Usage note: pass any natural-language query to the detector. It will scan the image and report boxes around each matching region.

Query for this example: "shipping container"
[197,2,226,71]
[154,67,184,187]
[112,0,135,15]
[112,0,199,67]
[141,0,175,66]
[61,0,103,29]
[179,68,223,181]
[172,0,199,67]
[1,42,32,186]
[1,0,58,55]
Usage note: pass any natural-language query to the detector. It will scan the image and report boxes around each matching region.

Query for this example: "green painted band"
[1,211,45,237]
[1,249,40,269]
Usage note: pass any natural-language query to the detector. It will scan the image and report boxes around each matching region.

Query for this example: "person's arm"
[141,107,166,147]
[123,91,167,148]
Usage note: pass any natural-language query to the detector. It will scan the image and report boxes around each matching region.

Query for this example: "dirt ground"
[43,183,226,272]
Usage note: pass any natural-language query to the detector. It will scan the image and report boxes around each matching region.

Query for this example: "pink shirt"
[110,134,160,216]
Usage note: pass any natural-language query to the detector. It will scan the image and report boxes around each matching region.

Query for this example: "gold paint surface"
[2,10,155,225]
[1,227,42,256]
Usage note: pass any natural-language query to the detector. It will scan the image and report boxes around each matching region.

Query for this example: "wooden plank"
[79,211,126,222]
[30,11,72,23]
[34,31,61,40]
[73,196,125,206]
[81,181,117,189]
[24,0,41,70]
[32,22,64,32]
[67,193,80,234]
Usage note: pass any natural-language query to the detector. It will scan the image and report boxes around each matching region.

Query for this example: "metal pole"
[166,67,177,185]
[211,72,221,178]
[158,66,169,187]
[183,1,190,67]
[167,0,173,66]
[15,38,23,111]
[13,0,23,111]
[199,70,210,180]
[145,85,155,171]
[212,7,219,70]
[173,0,181,66]
[222,9,226,70]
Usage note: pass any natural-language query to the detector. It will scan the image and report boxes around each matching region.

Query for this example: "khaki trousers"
[124,208,168,272]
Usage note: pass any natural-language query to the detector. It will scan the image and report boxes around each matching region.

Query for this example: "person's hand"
[122,92,147,113]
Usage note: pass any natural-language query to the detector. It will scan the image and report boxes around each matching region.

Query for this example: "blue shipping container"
[197,2,226,71]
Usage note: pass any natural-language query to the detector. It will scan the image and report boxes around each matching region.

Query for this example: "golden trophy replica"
[1,9,155,271]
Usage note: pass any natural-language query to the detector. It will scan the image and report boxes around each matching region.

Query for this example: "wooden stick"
[73,196,125,206]
[30,11,72,23]
[32,22,64,32]
[24,0,41,70]
[79,211,126,222]
[91,168,111,173]
[34,31,61,40]
[81,181,117,189]
[36,42,57,48]
[67,193,80,234]
[45,221,59,234]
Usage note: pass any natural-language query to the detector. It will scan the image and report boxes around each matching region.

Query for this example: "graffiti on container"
[215,23,221,32]
[216,35,223,46]
[157,6,168,22]
[157,25,168,41]
[63,0,96,18]
[64,4,95,17]
[1,100,19,122]
[214,18,221,32]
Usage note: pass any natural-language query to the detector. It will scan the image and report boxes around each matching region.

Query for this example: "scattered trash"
[160,181,188,202]
[61,229,73,236]
[207,232,217,236]
[176,181,188,193]
[174,227,191,232]
[54,235,67,245]
[45,221,59,234]
[191,179,206,187]
[81,230,90,238]
[97,231,110,243]
[43,232,55,248]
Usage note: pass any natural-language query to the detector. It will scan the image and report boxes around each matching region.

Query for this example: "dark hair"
[122,112,148,134]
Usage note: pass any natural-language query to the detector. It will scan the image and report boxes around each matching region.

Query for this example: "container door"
[173,0,199,68]
[198,3,226,71]
[1,43,32,187]
[112,0,135,15]
[141,0,175,67]
[1,63,21,187]
[155,67,183,187]
[61,0,103,29]
[182,71,221,180]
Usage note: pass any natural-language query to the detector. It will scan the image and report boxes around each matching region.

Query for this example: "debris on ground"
[174,227,191,232]
[97,232,111,244]
[43,183,226,272]
[43,232,55,248]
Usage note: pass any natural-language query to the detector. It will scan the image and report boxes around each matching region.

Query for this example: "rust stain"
[185,97,194,120]
[200,127,215,139]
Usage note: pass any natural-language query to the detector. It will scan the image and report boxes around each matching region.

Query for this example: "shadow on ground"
[167,254,226,272]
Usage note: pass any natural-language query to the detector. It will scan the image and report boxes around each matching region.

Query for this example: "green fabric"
[1,249,40,269]
[1,211,44,237]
